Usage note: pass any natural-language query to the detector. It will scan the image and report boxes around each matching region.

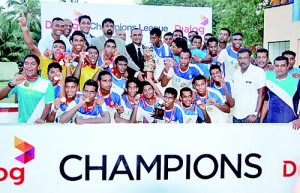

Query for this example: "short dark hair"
[53,40,66,50]
[237,48,252,57]
[65,76,79,85]
[102,18,114,27]
[86,46,99,55]
[47,62,62,73]
[173,38,188,50]
[209,64,221,74]
[165,87,178,99]
[188,31,199,35]
[180,87,192,96]
[204,33,214,37]
[24,54,40,65]
[220,27,231,37]
[282,50,296,58]
[274,56,289,65]
[115,55,128,64]
[78,15,91,23]
[256,48,269,58]
[232,32,243,38]
[192,74,206,85]
[104,39,116,47]
[123,79,138,95]
[150,28,162,37]
[180,49,192,58]
[191,35,202,43]
[206,37,218,46]
[164,32,173,38]
[173,29,183,36]
[98,70,111,81]
[52,17,63,24]
[83,79,98,91]
[141,81,153,91]
[69,30,85,41]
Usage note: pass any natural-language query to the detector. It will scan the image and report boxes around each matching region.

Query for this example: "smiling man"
[78,15,95,46]
[261,56,300,123]
[38,17,71,53]
[0,55,54,123]
[217,32,243,80]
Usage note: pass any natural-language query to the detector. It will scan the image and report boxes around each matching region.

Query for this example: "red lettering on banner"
[0,167,24,185]
[283,160,297,177]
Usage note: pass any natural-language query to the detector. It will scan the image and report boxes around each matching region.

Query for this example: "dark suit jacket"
[126,43,146,71]
[91,36,140,76]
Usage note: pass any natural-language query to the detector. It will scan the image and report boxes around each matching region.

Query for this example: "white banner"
[40,2,212,44]
[0,124,299,192]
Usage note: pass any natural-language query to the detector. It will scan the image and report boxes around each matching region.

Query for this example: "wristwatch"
[7,82,15,89]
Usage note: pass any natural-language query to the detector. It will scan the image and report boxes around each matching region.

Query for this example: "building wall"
[264,4,300,66]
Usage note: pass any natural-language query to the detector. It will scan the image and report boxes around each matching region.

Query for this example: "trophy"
[143,47,155,80]
[152,98,165,120]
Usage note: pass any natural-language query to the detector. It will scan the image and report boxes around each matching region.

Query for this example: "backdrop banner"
[40,2,212,44]
[0,124,299,193]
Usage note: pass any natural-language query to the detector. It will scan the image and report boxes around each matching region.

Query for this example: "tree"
[139,0,267,46]
[0,0,41,62]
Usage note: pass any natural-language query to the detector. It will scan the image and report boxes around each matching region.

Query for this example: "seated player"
[130,80,163,123]
[60,79,110,124]
[192,74,230,123]
[179,87,211,123]
[115,79,139,123]
[47,76,80,123]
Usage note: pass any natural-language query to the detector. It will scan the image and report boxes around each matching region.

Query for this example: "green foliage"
[0,0,41,62]
[140,0,267,46]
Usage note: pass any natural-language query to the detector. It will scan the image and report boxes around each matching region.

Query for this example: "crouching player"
[60,79,110,124]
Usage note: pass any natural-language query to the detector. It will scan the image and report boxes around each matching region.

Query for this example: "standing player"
[0,55,54,123]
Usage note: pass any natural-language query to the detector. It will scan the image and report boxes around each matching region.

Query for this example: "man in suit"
[91,18,143,80]
[126,28,145,72]
[78,15,94,47]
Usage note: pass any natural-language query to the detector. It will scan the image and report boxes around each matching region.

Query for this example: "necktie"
[137,48,143,69]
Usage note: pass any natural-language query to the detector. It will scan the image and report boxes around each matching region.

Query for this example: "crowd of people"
[0,12,299,129]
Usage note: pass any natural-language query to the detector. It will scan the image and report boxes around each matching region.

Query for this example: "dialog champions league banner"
[40,2,212,44]
[0,124,299,193]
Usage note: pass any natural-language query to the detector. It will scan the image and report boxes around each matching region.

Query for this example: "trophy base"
[152,108,164,120]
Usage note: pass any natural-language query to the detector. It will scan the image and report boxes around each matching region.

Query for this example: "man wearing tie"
[126,28,145,72]
[91,18,143,81]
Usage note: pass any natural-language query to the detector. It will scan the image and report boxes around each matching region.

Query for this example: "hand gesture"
[17,11,27,27]
[79,96,86,106]
[133,94,140,106]
[44,49,51,58]
[11,74,26,86]
[95,97,104,106]
[207,98,217,106]
[53,97,62,110]
[292,73,300,79]
[114,51,121,60]
[34,118,45,124]
[137,71,145,82]
[116,105,124,114]
[192,54,202,63]
[196,100,206,111]
[164,58,174,73]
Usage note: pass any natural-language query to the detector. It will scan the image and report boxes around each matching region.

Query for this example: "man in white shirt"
[232,48,266,123]
[38,17,71,54]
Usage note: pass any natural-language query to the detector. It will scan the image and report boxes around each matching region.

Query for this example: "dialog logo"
[200,14,208,26]
[14,136,35,164]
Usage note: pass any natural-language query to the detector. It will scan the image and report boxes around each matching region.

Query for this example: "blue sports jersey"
[152,43,173,58]
[65,97,108,122]
[211,80,233,100]
[167,64,203,92]
[265,72,300,123]
[54,85,60,98]
[111,73,126,96]
[120,95,136,120]
[179,103,205,123]
[158,103,183,123]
